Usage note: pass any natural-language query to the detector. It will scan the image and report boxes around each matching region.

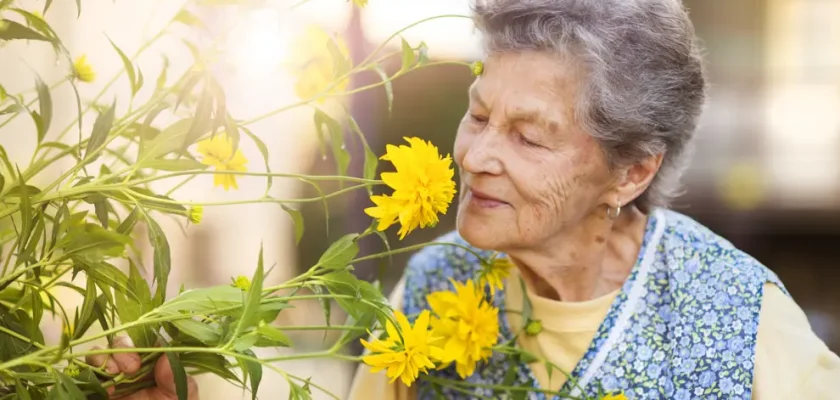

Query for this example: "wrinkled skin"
[454,51,662,301]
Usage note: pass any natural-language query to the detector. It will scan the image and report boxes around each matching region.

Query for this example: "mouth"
[466,187,509,208]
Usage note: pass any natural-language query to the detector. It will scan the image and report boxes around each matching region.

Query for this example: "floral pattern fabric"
[402,209,786,400]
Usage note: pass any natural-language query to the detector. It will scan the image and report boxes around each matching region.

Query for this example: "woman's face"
[454,51,617,251]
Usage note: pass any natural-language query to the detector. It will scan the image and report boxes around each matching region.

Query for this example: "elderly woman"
[345,0,840,399]
[92,0,838,399]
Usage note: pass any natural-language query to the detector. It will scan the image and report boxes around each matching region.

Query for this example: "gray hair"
[472,0,707,213]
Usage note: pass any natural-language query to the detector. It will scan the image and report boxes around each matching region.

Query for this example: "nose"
[461,128,504,176]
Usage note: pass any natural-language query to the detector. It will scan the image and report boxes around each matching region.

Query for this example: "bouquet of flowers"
[0,1,624,399]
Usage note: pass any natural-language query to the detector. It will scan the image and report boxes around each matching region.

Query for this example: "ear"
[613,153,664,207]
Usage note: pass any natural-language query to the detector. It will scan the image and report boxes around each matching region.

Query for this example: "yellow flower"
[73,54,96,83]
[352,0,368,6]
[478,256,513,295]
[231,276,251,291]
[188,206,203,224]
[196,133,248,190]
[361,310,444,387]
[601,393,628,400]
[427,279,499,379]
[63,363,80,378]
[288,25,350,103]
[471,60,484,76]
[364,137,456,240]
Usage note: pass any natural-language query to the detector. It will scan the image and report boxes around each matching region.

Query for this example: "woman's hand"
[85,336,199,400]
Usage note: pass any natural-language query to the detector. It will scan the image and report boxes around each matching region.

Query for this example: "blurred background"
[1,0,838,398]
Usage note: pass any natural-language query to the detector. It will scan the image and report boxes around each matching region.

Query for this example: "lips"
[468,187,508,204]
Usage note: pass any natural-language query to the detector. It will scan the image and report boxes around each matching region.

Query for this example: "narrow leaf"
[232,244,265,340]
[93,198,108,228]
[399,37,415,72]
[0,19,51,41]
[144,213,171,305]
[280,205,304,245]
[84,99,116,161]
[116,207,139,235]
[313,109,349,178]
[34,73,52,140]
[166,351,189,400]
[241,349,262,400]
[347,115,378,185]
[240,126,272,194]
[373,65,393,115]
[317,234,359,271]
[143,158,207,171]
[108,37,138,97]
[156,56,170,89]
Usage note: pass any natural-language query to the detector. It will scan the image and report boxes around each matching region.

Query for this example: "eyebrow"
[469,86,560,135]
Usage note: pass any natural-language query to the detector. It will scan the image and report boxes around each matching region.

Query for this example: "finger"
[111,336,142,375]
[86,345,120,375]
[153,355,200,400]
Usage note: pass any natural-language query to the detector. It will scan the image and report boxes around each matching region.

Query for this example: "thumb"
[154,355,199,400]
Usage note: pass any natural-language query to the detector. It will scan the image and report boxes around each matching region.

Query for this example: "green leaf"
[174,9,206,30]
[138,118,193,162]
[232,331,259,352]
[399,37,415,72]
[372,65,393,115]
[240,349,262,400]
[180,352,240,383]
[156,56,170,90]
[318,270,388,321]
[171,318,220,345]
[0,103,22,115]
[117,207,139,235]
[280,205,304,245]
[255,323,292,347]
[30,111,44,145]
[74,275,97,340]
[144,213,171,305]
[15,378,32,400]
[231,244,265,342]
[166,351,189,400]
[84,99,116,161]
[0,0,14,11]
[34,73,52,141]
[0,173,4,194]
[15,168,33,260]
[240,126,272,195]
[143,158,207,171]
[417,41,429,65]
[183,84,214,150]
[136,67,145,94]
[54,372,86,400]
[108,37,138,97]
[75,0,81,17]
[0,19,50,41]
[93,198,108,228]
[347,114,378,186]
[313,109,349,178]
[326,35,351,80]
[174,70,202,112]
[317,234,359,271]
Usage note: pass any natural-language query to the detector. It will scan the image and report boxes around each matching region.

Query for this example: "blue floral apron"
[402,208,787,400]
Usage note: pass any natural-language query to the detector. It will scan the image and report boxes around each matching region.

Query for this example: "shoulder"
[403,230,492,292]
[657,209,782,289]
[754,283,840,397]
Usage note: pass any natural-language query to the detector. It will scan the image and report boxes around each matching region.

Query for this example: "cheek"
[453,122,472,167]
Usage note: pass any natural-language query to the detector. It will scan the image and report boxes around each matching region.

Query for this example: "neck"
[508,205,648,302]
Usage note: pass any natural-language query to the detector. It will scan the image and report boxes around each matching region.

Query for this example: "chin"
[456,212,509,251]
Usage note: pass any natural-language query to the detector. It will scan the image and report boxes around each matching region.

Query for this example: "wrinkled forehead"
[469,52,586,122]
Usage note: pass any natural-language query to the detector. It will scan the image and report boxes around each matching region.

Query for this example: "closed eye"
[468,113,488,123]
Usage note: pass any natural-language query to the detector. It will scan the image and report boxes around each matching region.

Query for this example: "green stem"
[122,183,370,207]
[351,241,488,265]
[127,170,380,187]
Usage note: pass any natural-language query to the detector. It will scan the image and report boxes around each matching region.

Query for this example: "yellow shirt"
[348,270,840,400]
